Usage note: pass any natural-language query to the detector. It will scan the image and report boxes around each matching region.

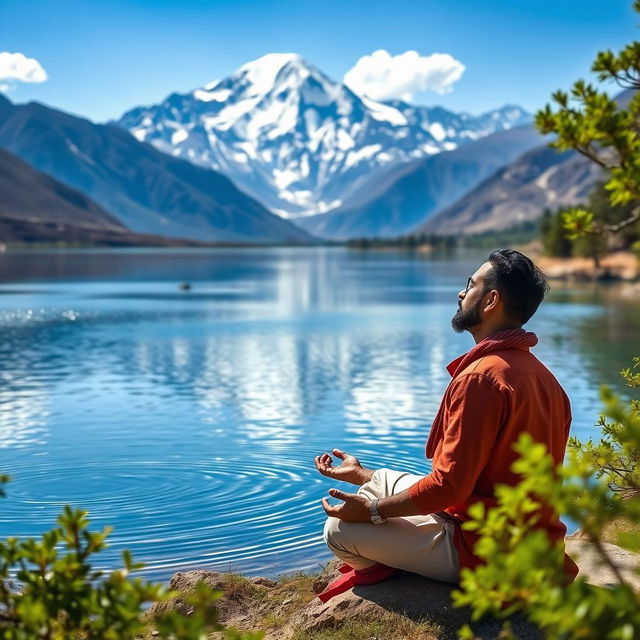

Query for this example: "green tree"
[535,1,640,247]
[587,182,640,250]
[540,208,573,257]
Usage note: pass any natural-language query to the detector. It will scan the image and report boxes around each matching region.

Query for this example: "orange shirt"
[408,330,579,579]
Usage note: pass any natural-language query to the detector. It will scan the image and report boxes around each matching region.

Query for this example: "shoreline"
[143,529,640,640]
[534,251,639,283]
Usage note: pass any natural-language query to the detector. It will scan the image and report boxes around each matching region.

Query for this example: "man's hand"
[322,488,371,522]
[314,449,373,486]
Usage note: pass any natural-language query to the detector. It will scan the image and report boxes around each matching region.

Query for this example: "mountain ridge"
[0,95,313,243]
[414,145,602,236]
[294,125,545,239]
[116,53,531,218]
[0,146,212,246]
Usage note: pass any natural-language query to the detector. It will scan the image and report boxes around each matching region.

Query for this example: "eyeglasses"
[464,277,473,294]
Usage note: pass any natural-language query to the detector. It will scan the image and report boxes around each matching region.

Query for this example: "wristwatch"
[369,498,386,525]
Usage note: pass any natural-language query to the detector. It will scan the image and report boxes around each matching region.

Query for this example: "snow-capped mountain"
[117,53,531,217]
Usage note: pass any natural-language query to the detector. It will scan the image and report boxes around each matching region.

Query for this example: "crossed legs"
[323,468,459,584]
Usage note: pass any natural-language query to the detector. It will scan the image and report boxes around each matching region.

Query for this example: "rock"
[295,591,367,633]
[291,572,542,640]
[146,570,261,626]
[620,282,640,298]
[311,558,343,594]
[567,539,640,590]
[250,576,276,588]
[148,538,640,639]
[287,540,639,639]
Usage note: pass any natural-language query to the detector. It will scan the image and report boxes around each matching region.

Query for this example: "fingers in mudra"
[332,449,361,465]
[321,488,369,521]
[314,449,366,485]
[314,455,333,476]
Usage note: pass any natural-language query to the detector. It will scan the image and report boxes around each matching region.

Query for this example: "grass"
[599,517,640,545]
[218,573,263,600]
[271,571,318,604]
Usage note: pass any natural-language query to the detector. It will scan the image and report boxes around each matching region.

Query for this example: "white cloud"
[344,49,465,102]
[0,52,48,92]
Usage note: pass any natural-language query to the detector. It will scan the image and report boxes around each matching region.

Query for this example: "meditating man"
[315,249,578,601]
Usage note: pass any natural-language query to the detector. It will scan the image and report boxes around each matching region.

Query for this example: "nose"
[458,289,466,301]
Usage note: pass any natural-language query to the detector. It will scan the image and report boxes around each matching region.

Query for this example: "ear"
[483,289,501,314]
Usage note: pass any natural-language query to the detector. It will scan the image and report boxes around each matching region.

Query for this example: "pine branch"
[598,206,640,234]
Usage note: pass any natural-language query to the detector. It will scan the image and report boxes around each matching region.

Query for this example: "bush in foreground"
[454,358,640,639]
[0,490,262,640]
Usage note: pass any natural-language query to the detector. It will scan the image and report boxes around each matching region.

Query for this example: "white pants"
[323,468,460,584]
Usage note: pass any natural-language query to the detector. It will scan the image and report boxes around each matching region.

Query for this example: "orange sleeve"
[408,372,506,514]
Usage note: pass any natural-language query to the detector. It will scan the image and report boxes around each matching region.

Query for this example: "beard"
[451,297,483,333]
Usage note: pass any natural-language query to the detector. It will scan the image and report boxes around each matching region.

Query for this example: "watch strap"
[370,498,386,524]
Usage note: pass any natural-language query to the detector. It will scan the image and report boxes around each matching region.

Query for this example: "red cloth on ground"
[317,563,400,603]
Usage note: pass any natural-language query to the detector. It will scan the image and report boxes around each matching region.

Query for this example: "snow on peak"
[236,53,306,95]
[117,54,532,218]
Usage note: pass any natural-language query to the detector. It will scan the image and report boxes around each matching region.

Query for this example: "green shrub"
[454,358,640,639]
[0,495,263,639]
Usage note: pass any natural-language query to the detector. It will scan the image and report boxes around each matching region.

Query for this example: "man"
[315,249,578,600]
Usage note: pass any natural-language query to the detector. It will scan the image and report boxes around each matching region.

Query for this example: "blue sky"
[0,0,637,122]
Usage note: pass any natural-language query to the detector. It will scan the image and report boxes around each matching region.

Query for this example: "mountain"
[0,146,123,231]
[0,147,209,245]
[0,94,312,243]
[116,53,531,218]
[292,125,545,239]
[0,146,122,243]
[415,146,602,236]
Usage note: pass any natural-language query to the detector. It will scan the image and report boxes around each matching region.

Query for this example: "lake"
[0,247,638,581]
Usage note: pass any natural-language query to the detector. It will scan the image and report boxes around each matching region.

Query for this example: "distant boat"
[179,282,191,291]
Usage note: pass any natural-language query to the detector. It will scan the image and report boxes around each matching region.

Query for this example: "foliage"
[347,222,540,252]
[453,357,640,639]
[539,179,640,264]
[572,357,640,500]
[0,502,263,639]
[455,221,540,250]
[540,209,573,257]
[587,182,640,249]
[535,0,640,246]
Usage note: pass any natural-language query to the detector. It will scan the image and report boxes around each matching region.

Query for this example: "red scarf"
[425,328,538,458]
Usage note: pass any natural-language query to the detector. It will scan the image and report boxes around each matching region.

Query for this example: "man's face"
[451,262,492,333]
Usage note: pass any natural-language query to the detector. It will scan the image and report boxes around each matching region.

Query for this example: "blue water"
[0,247,638,581]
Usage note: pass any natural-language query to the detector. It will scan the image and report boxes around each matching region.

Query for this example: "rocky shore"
[535,251,639,283]
[143,535,640,640]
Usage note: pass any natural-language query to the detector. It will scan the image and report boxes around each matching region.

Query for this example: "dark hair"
[484,249,549,325]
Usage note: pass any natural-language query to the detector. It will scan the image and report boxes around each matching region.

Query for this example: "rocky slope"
[145,537,640,639]
[0,147,197,245]
[0,94,312,244]
[117,53,530,218]
[0,146,124,232]
[295,125,544,239]
[415,145,602,236]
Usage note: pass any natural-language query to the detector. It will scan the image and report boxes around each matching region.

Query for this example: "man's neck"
[470,322,522,344]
